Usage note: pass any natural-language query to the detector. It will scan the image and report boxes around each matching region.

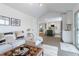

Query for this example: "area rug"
[60,42,79,54]
[43,44,58,56]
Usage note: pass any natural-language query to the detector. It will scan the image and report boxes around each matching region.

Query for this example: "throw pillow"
[4,33,16,44]
[15,31,24,39]
[0,33,6,45]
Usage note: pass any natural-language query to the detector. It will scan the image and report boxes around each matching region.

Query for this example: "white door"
[75,11,79,49]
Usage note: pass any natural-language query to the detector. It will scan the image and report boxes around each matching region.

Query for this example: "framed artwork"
[68,24,72,30]
[0,15,10,26]
[11,18,21,26]
[65,24,72,31]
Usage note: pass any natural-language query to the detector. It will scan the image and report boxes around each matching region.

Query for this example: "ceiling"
[4,3,77,18]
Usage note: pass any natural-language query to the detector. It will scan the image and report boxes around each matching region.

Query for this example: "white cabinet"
[62,11,73,43]
[62,11,73,30]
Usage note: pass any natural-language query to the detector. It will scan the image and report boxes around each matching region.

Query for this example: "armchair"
[26,32,43,47]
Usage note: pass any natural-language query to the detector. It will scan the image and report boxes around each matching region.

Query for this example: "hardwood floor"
[39,34,61,47]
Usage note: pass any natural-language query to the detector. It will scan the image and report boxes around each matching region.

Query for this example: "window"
[0,19,5,24]
[5,20,9,25]
[0,15,21,26]
[0,16,10,26]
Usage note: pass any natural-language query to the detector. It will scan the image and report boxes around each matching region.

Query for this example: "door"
[75,11,79,49]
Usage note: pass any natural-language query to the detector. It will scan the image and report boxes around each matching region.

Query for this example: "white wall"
[0,4,38,34]
[38,12,62,23]
[32,17,38,34]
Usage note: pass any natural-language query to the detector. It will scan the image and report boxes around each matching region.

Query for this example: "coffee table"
[0,45,43,56]
[24,45,43,56]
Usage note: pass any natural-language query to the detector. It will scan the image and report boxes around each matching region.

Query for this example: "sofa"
[10,38,25,48]
[0,44,12,54]
[0,31,25,54]
[0,31,43,54]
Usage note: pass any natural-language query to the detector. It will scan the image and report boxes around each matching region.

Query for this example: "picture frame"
[11,18,21,26]
[66,24,72,31]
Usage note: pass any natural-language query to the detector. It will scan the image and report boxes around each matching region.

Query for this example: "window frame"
[0,15,10,26]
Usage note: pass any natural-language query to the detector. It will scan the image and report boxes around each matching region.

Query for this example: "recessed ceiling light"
[40,4,43,6]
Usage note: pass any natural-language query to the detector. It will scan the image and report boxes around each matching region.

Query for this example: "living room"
[0,2,79,56]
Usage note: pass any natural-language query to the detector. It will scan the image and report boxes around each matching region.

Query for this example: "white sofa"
[26,32,43,47]
[0,39,25,54]
[11,38,25,48]
[0,31,26,54]
[34,36,43,46]
[0,31,43,54]
[0,44,12,54]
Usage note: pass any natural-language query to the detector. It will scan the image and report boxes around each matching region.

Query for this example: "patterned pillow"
[4,33,16,44]
[15,31,24,39]
[0,33,5,45]
[0,33,4,39]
